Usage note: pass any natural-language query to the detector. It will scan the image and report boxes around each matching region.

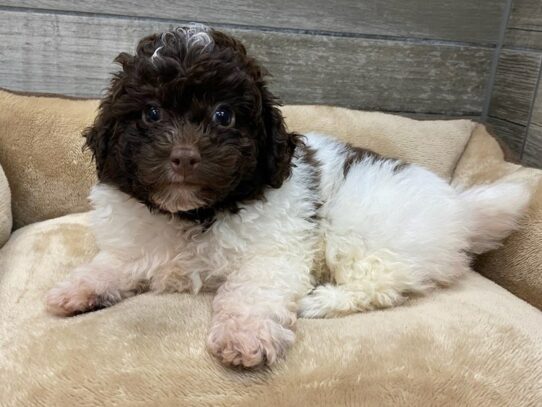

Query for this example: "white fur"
[151,24,213,64]
[47,132,531,366]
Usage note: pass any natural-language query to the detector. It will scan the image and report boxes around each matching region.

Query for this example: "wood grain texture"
[489,49,542,126]
[504,0,542,50]
[499,0,542,167]
[507,0,542,31]
[504,28,542,50]
[530,81,542,128]
[0,9,493,115]
[522,124,542,168]
[0,0,506,44]
[486,117,526,161]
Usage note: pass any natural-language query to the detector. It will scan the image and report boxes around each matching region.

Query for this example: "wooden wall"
[0,0,540,167]
[487,0,542,167]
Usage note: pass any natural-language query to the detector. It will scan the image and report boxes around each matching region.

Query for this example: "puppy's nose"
[170,146,201,174]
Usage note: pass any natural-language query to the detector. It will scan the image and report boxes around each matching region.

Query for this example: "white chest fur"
[88,145,321,292]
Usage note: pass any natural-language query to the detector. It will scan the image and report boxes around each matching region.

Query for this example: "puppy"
[46,24,532,368]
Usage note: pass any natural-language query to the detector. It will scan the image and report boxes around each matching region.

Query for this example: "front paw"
[46,280,104,317]
[207,314,295,368]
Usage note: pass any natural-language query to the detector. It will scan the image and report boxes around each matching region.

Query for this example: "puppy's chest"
[140,211,290,283]
[92,144,326,283]
[169,220,248,279]
[156,205,321,286]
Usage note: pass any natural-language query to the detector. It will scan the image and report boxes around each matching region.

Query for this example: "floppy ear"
[82,109,113,176]
[260,86,299,188]
[84,53,131,176]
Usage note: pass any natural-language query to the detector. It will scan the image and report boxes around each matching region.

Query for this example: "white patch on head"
[151,23,214,64]
[151,46,164,62]
[175,23,213,49]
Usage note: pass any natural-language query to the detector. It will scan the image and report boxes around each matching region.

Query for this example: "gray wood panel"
[0,9,493,115]
[530,82,542,128]
[503,0,542,168]
[486,117,526,160]
[488,49,542,126]
[0,0,506,44]
[508,0,542,31]
[504,29,542,50]
[240,31,491,114]
[504,0,542,50]
[522,124,542,168]
[525,83,542,168]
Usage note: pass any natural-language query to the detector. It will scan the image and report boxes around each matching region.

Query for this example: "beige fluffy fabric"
[453,126,542,310]
[0,90,98,229]
[1,90,542,405]
[1,213,541,405]
[282,105,476,180]
[0,90,475,229]
[0,162,11,247]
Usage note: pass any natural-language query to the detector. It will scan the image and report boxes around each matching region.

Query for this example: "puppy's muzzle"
[170,145,201,177]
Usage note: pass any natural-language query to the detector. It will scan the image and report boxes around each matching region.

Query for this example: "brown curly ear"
[260,86,299,188]
[83,109,113,177]
[83,53,130,176]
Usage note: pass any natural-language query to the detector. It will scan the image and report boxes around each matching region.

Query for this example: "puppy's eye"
[212,106,234,127]
[144,106,161,123]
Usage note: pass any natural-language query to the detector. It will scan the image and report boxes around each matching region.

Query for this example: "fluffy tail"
[459,182,532,254]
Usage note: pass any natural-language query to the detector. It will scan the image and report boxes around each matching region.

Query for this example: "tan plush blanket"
[1,213,542,406]
[0,163,11,247]
[1,89,541,405]
[453,125,542,310]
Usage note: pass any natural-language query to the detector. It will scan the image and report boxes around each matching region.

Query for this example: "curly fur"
[83,25,298,223]
[46,25,533,368]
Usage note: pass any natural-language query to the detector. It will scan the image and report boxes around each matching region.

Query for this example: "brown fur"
[83,27,301,223]
[342,144,407,176]
[342,144,379,176]
[298,143,323,221]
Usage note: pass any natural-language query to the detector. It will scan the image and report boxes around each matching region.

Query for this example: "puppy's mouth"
[151,181,206,213]
[167,175,202,188]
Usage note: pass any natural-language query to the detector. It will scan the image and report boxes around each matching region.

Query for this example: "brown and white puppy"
[46,24,531,368]
[86,26,297,219]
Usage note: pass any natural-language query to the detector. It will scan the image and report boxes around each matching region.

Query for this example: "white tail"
[459,182,532,254]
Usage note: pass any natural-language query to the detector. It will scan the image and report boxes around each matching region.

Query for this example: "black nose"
[170,146,201,174]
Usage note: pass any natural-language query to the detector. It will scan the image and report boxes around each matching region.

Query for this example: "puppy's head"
[84,24,298,215]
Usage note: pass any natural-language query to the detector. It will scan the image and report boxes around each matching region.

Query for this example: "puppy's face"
[85,25,297,215]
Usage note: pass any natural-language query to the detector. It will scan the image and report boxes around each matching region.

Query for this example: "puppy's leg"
[207,256,311,368]
[299,247,420,318]
[46,251,148,316]
[300,160,471,318]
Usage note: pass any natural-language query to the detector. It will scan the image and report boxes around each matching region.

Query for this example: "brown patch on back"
[299,142,321,176]
[343,143,408,176]
[298,141,322,221]
[392,161,410,173]
[342,144,379,176]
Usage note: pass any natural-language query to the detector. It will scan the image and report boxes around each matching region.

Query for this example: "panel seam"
[481,0,514,120]
[520,55,542,160]
[0,4,498,48]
